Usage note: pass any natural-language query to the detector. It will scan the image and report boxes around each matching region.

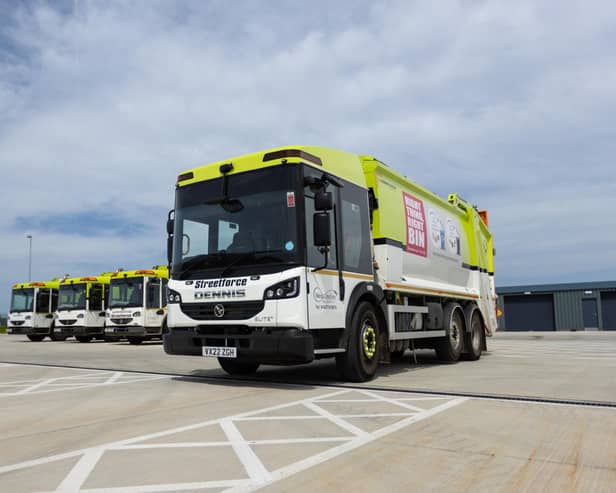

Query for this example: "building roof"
[497,280,616,295]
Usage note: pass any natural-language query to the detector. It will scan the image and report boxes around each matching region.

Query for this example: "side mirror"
[166,218,174,235]
[167,236,173,265]
[315,191,333,211]
[313,212,331,247]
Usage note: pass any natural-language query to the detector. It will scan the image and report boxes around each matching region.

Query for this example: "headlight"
[168,289,182,303]
[77,314,84,319]
[264,277,300,300]
[132,311,141,317]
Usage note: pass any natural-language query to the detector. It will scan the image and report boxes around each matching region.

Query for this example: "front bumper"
[8,325,34,335]
[163,326,314,365]
[106,325,161,337]
[55,326,104,337]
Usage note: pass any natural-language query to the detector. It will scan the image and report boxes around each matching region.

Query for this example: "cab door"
[145,278,164,329]
[304,172,345,330]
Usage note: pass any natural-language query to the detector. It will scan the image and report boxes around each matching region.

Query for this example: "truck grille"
[180,301,264,320]
[110,318,131,325]
[59,319,77,326]
[11,320,25,326]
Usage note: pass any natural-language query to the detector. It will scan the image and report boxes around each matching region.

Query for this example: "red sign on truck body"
[403,192,427,257]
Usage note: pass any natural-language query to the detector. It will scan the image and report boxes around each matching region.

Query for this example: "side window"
[183,219,210,258]
[103,285,109,309]
[36,289,50,313]
[341,185,372,274]
[51,290,58,311]
[147,280,161,309]
[161,279,168,307]
[90,285,103,311]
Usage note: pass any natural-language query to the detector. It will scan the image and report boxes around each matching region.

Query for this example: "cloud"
[1,0,616,311]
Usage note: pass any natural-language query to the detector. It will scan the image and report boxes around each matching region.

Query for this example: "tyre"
[463,309,483,361]
[27,334,45,342]
[127,337,144,345]
[435,303,464,362]
[336,301,380,382]
[76,336,93,343]
[218,358,259,375]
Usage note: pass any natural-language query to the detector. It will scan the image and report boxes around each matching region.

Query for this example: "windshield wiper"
[175,253,227,280]
[219,250,285,278]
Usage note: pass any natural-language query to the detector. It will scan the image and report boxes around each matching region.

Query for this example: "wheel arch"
[341,282,387,348]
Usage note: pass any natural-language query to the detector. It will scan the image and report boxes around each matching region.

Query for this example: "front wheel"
[336,302,380,382]
[218,358,260,375]
[27,334,45,342]
[76,336,93,343]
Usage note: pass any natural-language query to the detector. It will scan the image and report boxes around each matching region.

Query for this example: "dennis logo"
[214,304,225,318]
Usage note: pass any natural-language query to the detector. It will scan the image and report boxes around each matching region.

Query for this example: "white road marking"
[224,397,469,493]
[1,387,466,493]
[56,449,105,493]
[0,370,169,397]
[220,419,272,484]
[303,401,369,437]
[14,378,59,395]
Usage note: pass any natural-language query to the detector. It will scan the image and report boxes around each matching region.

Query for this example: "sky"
[1,0,616,312]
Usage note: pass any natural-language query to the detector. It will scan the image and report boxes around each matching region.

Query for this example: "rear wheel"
[127,337,144,345]
[463,309,483,361]
[435,303,464,362]
[218,358,259,375]
[76,336,93,343]
[27,334,45,342]
[336,302,380,382]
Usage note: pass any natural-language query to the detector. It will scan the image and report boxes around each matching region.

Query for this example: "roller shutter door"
[504,294,555,331]
[601,292,616,330]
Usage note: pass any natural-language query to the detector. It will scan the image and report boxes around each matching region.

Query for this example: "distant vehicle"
[105,266,169,344]
[8,280,60,341]
[55,273,112,343]
[162,146,497,381]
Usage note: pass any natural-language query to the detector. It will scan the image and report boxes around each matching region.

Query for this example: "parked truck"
[105,266,169,344]
[163,146,497,381]
[55,273,112,342]
[8,280,61,341]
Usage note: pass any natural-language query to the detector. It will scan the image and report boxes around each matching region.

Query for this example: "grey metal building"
[497,281,616,331]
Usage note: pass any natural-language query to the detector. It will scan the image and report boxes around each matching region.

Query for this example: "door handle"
[156,309,164,315]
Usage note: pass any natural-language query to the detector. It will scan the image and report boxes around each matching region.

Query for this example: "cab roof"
[176,146,367,189]
[12,280,60,290]
[110,265,169,280]
[59,273,112,285]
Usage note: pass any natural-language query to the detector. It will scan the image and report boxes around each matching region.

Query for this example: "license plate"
[202,346,237,358]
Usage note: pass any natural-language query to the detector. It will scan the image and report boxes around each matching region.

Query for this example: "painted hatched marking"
[0,384,466,493]
[0,370,169,397]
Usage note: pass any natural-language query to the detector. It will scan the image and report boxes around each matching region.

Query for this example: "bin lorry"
[105,265,169,344]
[55,273,112,342]
[163,146,497,381]
[8,280,61,341]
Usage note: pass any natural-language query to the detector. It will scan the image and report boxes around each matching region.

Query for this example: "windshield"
[10,288,34,313]
[172,165,301,279]
[58,284,87,311]
[109,278,144,308]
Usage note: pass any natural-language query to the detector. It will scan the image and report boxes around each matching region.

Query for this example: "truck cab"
[8,280,60,341]
[55,273,112,342]
[105,266,169,344]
